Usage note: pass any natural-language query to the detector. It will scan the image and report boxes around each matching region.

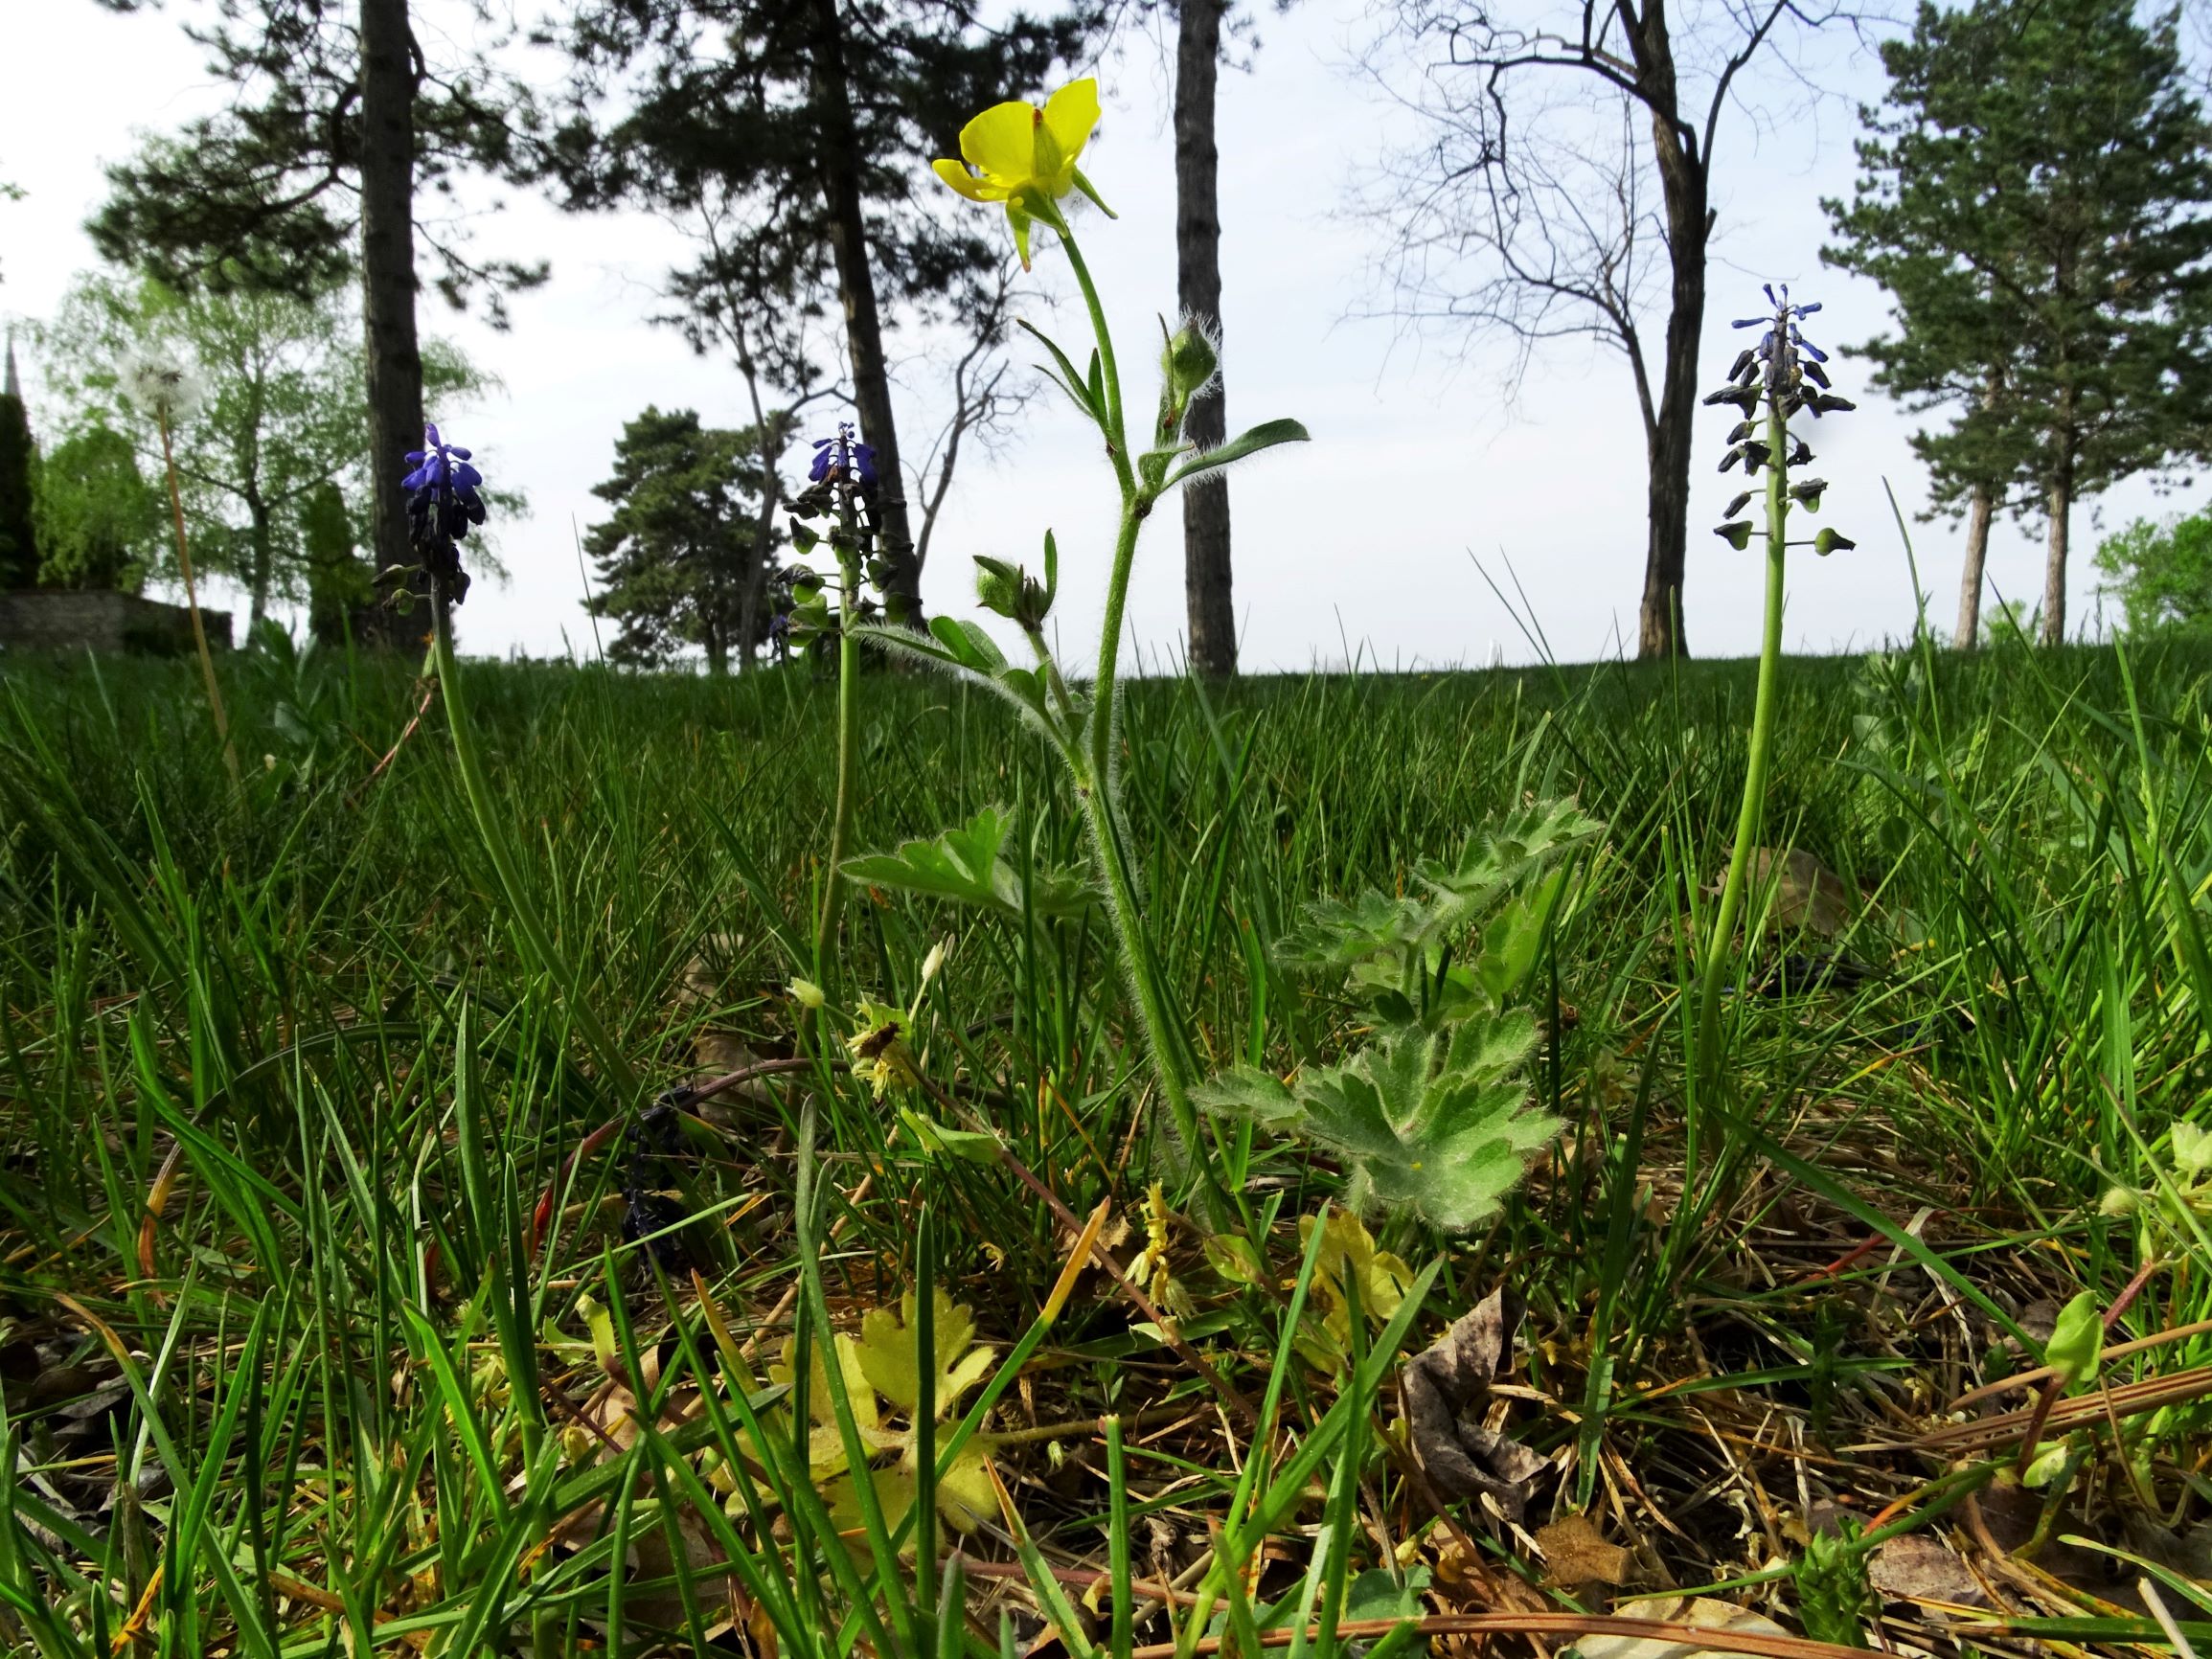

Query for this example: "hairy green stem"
[1691,383,1791,1163]
[432,581,640,1104]
[1078,734,1206,1174]
[1054,217,1131,485]
[815,547,862,971]
[1051,215,1218,1195]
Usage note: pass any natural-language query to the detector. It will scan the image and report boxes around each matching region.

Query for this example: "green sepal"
[1072,166,1117,220]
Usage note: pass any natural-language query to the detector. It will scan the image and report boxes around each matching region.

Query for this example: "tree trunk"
[734,347,778,675]
[806,0,921,625]
[1636,76,1707,660]
[736,557,760,674]
[359,0,424,591]
[2041,448,2072,648]
[1956,481,1993,648]
[705,619,728,676]
[247,493,274,625]
[1175,0,1236,677]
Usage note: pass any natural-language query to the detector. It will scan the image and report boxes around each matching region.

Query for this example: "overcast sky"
[0,0,2189,668]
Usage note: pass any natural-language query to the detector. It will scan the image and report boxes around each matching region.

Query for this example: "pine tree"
[88,0,540,584]
[0,338,39,591]
[541,0,1094,626]
[583,408,780,673]
[1824,0,2212,646]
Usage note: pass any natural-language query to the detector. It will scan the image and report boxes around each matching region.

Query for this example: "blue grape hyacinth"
[809,422,878,488]
[402,422,488,602]
[1705,285,1858,556]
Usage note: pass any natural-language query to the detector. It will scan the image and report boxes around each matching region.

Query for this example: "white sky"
[0,0,2190,667]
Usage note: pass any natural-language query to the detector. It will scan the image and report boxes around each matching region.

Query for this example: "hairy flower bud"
[974,554,1053,629]
[1156,318,1220,442]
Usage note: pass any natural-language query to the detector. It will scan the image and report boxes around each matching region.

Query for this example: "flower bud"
[1155,318,1220,442]
[787,978,826,1010]
[973,554,1053,629]
[1163,321,1218,403]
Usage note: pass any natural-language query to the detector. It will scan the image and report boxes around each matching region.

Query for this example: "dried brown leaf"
[1537,1513,1632,1589]
[1401,1287,1546,1519]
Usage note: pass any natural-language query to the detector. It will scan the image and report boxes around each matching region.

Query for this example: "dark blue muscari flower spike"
[1711,287,1856,420]
[1706,285,1858,550]
[810,421,879,488]
[401,422,489,602]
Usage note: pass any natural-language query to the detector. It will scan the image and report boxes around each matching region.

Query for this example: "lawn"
[1,635,2209,1656]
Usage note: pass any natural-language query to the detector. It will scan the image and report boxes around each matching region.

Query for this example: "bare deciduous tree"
[906,261,1038,582]
[1358,0,1851,656]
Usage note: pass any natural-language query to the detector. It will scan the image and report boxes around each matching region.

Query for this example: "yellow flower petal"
[932,158,1001,202]
[1041,79,1100,174]
[959,99,1042,185]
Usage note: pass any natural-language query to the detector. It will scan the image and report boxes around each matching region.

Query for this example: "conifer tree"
[0,339,38,591]
[583,407,781,673]
[1825,0,2212,646]
[540,0,1095,626]
[88,0,539,585]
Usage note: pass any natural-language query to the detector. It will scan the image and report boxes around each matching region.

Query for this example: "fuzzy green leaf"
[844,807,1010,911]
[1191,1064,1305,1126]
[1164,419,1311,489]
[1209,1018,1556,1232]
[843,806,1097,920]
[928,615,1008,673]
[1275,890,1426,970]
[1477,868,1569,1000]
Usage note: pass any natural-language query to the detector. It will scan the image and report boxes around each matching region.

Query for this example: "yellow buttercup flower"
[932,79,1114,267]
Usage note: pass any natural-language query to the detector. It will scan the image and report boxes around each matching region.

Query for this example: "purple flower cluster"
[1705,285,1859,556]
[401,422,489,602]
[809,422,878,488]
[1710,284,1856,420]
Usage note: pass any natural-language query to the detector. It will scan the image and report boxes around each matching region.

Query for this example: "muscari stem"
[160,414,239,788]
[431,580,641,1105]
[1692,380,1792,1148]
[815,546,862,971]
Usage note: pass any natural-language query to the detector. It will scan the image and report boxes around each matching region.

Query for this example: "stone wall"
[0,591,233,656]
